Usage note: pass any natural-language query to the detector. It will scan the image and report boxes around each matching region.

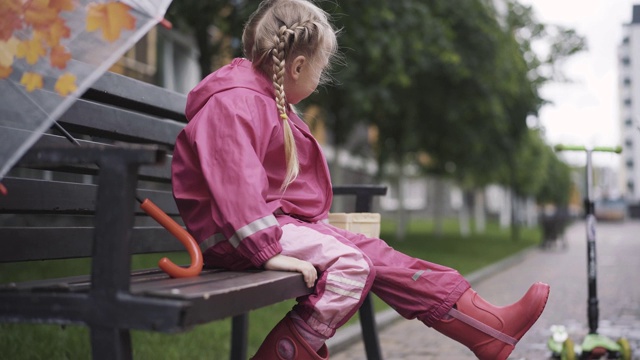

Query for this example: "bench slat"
[21,134,172,181]
[0,178,178,214]
[180,271,311,327]
[58,99,183,147]
[0,267,225,292]
[0,269,310,332]
[130,268,253,293]
[0,227,186,263]
[140,270,295,299]
[83,72,187,122]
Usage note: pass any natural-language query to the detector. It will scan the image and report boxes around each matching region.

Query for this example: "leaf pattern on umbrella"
[0,0,173,181]
[2,0,137,95]
[86,2,136,42]
[19,71,42,92]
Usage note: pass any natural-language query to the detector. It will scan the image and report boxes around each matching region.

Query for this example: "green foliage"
[536,147,573,206]
[490,128,572,205]
[511,129,551,197]
[312,0,445,150]
[312,0,584,191]
[165,1,257,78]
[411,0,528,183]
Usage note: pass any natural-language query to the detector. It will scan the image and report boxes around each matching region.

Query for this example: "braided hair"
[242,0,338,191]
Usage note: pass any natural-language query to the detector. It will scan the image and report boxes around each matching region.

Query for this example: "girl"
[171,1,550,359]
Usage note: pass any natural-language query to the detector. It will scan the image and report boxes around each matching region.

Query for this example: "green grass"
[0,219,540,359]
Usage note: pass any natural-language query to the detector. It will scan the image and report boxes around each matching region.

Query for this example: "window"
[114,29,158,84]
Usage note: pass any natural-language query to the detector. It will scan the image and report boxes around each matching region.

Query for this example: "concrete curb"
[327,245,541,354]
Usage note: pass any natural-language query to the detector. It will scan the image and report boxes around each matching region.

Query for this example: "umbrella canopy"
[0,0,173,180]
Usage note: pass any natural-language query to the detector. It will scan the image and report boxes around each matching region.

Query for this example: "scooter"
[546,145,631,360]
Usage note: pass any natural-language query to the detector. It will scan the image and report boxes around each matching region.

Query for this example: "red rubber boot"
[432,282,550,360]
[251,316,329,360]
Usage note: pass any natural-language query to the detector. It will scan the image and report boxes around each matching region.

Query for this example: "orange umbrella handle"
[140,199,203,278]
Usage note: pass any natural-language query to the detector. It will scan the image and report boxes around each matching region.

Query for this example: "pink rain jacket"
[172,58,333,268]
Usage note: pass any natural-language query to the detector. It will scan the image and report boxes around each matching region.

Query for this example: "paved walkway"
[329,220,640,359]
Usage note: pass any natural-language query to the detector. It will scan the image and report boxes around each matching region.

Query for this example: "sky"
[519,0,637,166]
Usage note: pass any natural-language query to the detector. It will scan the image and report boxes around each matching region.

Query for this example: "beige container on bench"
[327,212,381,238]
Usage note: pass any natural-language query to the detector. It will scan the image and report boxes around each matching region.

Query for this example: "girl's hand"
[264,254,317,288]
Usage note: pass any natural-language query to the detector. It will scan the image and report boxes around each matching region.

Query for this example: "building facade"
[618,5,640,203]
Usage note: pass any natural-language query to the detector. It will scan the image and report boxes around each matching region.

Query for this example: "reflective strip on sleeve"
[200,233,227,251]
[229,214,279,248]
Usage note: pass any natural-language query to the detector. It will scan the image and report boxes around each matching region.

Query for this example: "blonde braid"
[242,0,338,191]
[273,25,299,191]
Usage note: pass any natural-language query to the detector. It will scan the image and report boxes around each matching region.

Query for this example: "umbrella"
[0,0,173,181]
[0,0,203,278]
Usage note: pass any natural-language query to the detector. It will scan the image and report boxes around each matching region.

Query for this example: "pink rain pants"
[276,216,470,338]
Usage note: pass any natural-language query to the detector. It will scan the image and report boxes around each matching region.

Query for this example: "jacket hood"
[185,58,274,121]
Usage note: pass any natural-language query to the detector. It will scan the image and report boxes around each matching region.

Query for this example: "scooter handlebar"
[554,144,622,154]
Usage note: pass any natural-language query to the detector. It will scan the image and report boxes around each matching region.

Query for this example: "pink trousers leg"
[277,221,376,338]
[326,225,470,326]
[278,218,469,333]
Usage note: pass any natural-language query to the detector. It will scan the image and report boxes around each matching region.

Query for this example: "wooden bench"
[0,72,387,359]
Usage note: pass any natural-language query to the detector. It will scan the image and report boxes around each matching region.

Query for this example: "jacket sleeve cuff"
[249,242,282,267]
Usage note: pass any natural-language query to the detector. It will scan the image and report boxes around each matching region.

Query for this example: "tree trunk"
[394,171,408,241]
[474,188,486,233]
[433,177,445,238]
[194,24,213,79]
[458,199,470,237]
[499,187,511,229]
[511,189,520,241]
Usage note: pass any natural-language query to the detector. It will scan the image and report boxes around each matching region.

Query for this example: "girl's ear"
[289,55,306,81]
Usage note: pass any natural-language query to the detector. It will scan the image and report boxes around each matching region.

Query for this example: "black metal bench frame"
[0,72,387,360]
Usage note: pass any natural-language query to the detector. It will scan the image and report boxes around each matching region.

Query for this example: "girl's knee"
[329,250,375,294]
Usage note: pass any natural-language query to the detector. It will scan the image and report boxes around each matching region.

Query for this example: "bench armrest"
[20,144,166,295]
[332,185,387,212]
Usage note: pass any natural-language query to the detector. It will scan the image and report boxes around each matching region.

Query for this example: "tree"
[536,146,572,206]
[511,129,551,198]
[313,0,584,184]
[312,0,444,160]
[165,1,256,79]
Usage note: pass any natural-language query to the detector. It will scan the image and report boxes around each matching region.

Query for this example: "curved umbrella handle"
[140,199,203,278]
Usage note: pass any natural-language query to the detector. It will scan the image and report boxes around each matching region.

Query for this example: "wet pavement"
[329,220,640,359]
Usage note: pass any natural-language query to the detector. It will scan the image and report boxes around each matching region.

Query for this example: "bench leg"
[90,325,133,360]
[359,294,383,360]
[230,314,248,360]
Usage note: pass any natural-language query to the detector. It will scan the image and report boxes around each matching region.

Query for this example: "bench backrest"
[0,72,188,263]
